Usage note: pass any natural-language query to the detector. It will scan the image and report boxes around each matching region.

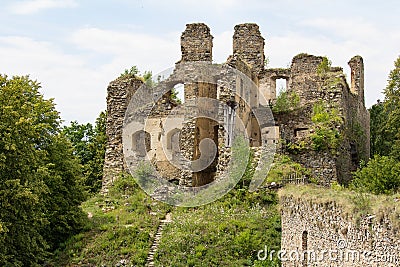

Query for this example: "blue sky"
[1,0,399,124]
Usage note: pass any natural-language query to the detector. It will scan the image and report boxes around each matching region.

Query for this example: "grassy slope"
[156,189,281,267]
[51,175,281,267]
[51,174,171,266]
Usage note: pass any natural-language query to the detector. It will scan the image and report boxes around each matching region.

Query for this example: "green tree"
[369,101,390,157]
[40,135,87,251]
[63,111,106,193]
[63,111,107,193]
[0,75,86,265]
[272,90,300,113]
[351,155,400,194]
[383,56,400,160]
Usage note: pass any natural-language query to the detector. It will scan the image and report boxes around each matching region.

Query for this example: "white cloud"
[0,27,182,124]
[9,0,77,15]
[70,27,181,76]
[0,18,397,126]
[0,36,106,124]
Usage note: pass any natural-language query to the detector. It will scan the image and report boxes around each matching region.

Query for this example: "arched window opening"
[132,130,151,157]
[167,128,180,153]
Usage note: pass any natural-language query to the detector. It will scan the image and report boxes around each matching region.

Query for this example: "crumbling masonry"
[102,23,370,190]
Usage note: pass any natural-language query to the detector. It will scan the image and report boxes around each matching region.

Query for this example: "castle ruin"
[102,23,370,190]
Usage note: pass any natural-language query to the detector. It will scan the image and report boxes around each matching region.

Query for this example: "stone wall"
[233,23,265,74]
[266,53,370,185]
[180,23,213,62]
[280,186,400,267]
[102,76,143,190]
[102,23,370,190]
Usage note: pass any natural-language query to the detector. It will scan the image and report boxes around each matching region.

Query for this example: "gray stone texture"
[102,23,369,189]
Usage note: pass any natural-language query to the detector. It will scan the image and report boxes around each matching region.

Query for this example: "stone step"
[145,212,172,267]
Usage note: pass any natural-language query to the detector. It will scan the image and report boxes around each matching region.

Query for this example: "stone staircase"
[146,213,172,267]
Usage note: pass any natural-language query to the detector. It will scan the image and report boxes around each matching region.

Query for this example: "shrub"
[351,155,400,195]
[272,90,300,113]
[310,102,342,151]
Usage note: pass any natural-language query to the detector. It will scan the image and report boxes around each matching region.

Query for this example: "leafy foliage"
[119,66,139,78]
[40,135,87,251]
[63,111,107,193]
[119,66,182,104]
[51,173,171,266]
[53,155,282,266]
[317,56,332,76]
[369,101,390,157]
[266,154,310,184]
[272,90,300,113]
[0,75,86,265]
[155,190,281,267]
[382,56,400,160]
[351,155,400,195]
[310,102,342,151]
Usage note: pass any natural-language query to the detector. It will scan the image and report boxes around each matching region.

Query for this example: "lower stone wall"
[290,151,336,186]
[280,186,400,267]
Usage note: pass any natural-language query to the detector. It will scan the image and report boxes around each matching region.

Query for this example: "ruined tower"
[102,23,370,190]
[180,23,213,63]
[180,23,219,186]
[233,23,265,74]
[102,77,143,189]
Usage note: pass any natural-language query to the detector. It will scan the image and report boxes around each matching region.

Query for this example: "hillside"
[51,174,281,267]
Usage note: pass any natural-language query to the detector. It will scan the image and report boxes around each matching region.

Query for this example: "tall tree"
[383,56,400,160]
[0,75,86,265]
[369,101,390,156]
[63,111,107,193]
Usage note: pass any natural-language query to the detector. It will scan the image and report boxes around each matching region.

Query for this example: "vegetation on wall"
[316,56,332,76]
[119,66,182,104]
[310,101,342,152]
[284,139,307,154]
[272,90,300,114]
[266,154,311,184]
[280,184,400,228]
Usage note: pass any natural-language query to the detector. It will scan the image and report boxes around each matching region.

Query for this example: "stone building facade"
[102,23,370,190]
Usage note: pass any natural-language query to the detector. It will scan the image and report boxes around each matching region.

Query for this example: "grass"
[279,184,400,230]
[49,171,282,266]
[49,173,171,266]
[155,189,281,267]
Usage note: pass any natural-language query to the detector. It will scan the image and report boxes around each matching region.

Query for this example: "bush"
[351,155,400,195]
[272,90,300,113]
[266,154,310,184]
[155,190,281,266]
[310,102,342,151]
